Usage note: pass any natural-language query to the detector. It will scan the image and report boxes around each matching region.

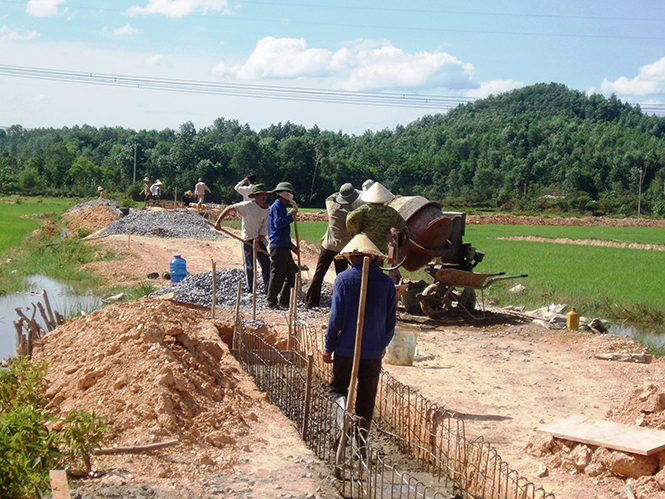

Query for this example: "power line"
[0,64,475,110]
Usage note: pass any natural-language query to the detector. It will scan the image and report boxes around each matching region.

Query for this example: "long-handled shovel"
[252,239,258,320]
[206,220,269,256]
[288,200,302,302]
[335,255,371,470]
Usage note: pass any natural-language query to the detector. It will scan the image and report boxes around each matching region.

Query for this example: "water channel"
[0,275,101,361]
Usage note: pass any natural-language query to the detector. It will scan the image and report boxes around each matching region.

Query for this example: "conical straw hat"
[335,233,387,260]
[360,182,394,204]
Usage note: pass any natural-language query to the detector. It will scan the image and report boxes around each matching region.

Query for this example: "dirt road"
[61,208,665,499]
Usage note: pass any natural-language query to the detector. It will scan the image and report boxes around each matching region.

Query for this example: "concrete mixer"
[387,196,527,319]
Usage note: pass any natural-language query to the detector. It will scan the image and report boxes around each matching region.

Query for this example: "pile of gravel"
[151,267,333,318]
[67,199,123,214]
[93,210,227,241]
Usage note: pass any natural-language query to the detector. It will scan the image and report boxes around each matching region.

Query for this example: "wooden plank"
[49,470,72,499]
[538,415,665,456]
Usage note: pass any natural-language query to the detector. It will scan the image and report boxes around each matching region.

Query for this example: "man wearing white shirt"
[215,183,271,294]
[234,174,256,202]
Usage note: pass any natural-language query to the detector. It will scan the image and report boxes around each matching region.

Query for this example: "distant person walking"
[305,183,363,309]
[194,178,211,213]
[97,186,108,200]
[215,183,271,294]
[235,174,257,202]
[266,181,299,309]
[141,177,151,207]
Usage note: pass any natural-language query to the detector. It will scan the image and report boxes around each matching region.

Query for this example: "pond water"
[0,275,101,361]
[607,323,665,349]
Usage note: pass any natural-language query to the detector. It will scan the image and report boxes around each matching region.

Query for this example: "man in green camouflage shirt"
[346,182,405,255]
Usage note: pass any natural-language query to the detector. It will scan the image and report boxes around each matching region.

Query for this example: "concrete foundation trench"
[227,308,556,499]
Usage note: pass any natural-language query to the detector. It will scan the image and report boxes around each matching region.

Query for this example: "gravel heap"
[67,199,123,214]
[93,210,227,241]
[151,267,333,318]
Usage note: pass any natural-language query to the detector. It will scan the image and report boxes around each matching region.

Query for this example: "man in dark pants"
[322,233,396,451]
[266,181,299,308]
[214,183,271,294]
[305,182,363,309]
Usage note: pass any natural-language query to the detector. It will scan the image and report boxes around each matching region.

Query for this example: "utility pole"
[133,143,137,183]
[638,167,643,218]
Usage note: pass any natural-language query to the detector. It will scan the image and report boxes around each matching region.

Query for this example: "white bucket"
[384,329,417,366]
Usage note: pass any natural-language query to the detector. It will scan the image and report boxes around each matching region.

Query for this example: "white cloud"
[103,24,140,36]
[147,54,164,66]
[125,0,231,18]
[601,57,665,96]
[601,76,660,96]
[467,80,523,99]
[26,0,65,17]
[214,37,477,91]
[0,25,39,41]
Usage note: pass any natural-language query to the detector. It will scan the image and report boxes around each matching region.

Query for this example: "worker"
[323,233,396,455]
[305,182,363,309]
[235,174,257,202]
[215,183,271,294]
[346,182,406,257]
[97,186,108,200]
[182,190,195,207]
[266,181,299,309]
[141,177,151,207]
[362,179,375,191]
[194,178,211,213]
[149,179,163,205]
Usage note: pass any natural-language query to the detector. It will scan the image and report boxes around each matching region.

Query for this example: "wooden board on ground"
[49,469,72,499]
[538,415,665,456]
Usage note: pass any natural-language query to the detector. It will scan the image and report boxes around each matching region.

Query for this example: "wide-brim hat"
[272,181,296,195]
[143,177,150,182]
[361,182,394,204]
[155,179,163,186]
[335,233,386,260]
[336,183,359,205]
[97,186,104,191]
[362,179,375,191]
[249,183,270,198]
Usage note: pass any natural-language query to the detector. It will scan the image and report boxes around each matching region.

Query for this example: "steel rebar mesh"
[229,316,556,499]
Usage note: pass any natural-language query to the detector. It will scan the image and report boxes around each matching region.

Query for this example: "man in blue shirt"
[323,233,396,448]
[267,181,299,308]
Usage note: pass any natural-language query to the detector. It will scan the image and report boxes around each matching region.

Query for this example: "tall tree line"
[2,83,665,216]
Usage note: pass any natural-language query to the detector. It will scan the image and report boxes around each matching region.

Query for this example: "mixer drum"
[389,196,453,272]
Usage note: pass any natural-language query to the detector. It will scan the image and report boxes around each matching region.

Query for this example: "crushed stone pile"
[527,383,665,497]
[64,203,122,233]
[93,210,227,241]
[68,199,123,213]
[150,267,333,316]
[32,297,260,477]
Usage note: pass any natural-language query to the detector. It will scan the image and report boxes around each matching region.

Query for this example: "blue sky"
[1,0,665,135]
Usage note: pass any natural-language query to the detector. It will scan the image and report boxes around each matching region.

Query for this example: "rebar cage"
[230,311,555,499]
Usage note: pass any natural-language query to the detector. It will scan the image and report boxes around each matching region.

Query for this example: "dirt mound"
[32,297,259,478]
[65,203,121,233]
[467,214,665,227]
[607,384,665,430]
[527,383,665,497]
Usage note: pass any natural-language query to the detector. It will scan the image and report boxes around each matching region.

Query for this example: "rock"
[508,284,526,294]
[525,433,555,457]
[569,445,592,471]
[537,464,548,477]
[594,353,653,364]
[655,467,665,490]
[588,318,607,334]
[602,450,658,478]
[102,293,125,304]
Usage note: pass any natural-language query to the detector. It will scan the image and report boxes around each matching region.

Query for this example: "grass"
[0,196,72,255]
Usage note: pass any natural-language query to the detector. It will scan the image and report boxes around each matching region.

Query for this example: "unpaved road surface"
[55,208,665,499]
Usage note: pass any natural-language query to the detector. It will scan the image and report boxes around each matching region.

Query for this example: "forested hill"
[1,82,665,216]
